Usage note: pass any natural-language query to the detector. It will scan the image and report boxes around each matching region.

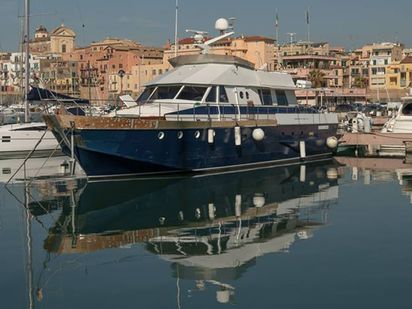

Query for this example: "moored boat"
[44,22,339,178]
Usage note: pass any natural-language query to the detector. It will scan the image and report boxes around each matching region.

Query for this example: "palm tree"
[307,69,325,88]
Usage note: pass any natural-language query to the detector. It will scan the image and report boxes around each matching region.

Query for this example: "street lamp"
[117,69,125,108]
[118,69,125,96]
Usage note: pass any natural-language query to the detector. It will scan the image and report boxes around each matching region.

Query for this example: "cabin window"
[137,87,155,102]
[239,91,244,99]
[150,86,181,100]
[259,89,272,105]
[246,91,250,100]
[402,104,412,115]
[177,86,207,101]
[218,86,229,103]
[276,90,288,106]
[206,86,217,103]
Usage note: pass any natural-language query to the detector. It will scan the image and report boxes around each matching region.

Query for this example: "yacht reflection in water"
[34,161,340,305]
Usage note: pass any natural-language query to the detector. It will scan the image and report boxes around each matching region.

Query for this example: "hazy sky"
[1,0,411,51]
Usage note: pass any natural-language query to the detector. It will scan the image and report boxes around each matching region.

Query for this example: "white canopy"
[147,62,296,90]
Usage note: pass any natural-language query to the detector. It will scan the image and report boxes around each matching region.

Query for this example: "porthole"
[194,131,201,139]
[177,131,184,139]
[246,92,250,99]
[158,132,165,140]
[240,91,244,99]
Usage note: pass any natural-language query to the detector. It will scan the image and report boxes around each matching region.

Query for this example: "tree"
[307,69,325,88]
[352,76,368,88]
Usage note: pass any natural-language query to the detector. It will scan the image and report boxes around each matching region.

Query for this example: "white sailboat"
[0,0,59,159]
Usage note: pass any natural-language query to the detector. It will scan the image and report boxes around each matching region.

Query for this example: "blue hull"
[58,124,338,177]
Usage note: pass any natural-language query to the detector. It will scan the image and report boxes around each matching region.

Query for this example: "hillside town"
[1,23,412,106]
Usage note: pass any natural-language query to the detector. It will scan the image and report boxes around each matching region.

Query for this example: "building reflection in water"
[335,157,412,204]
[19,160,340,305]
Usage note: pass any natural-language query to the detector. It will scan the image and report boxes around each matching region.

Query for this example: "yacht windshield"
[177,86,208,101]
[402,103,412,115]
[150,86,182,100]
[137,87,155,103]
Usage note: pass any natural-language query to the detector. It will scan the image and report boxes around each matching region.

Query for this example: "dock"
[338,132,412,157]
[339,132,412,146]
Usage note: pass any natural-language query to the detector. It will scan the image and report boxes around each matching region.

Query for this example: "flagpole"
[306,8,310,43]
[275,10,280,70]
[174,0,179,57]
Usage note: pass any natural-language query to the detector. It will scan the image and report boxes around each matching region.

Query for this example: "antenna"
[275,10,280,70]
[184,18,234,54]
[185,29,208,44]
[287,32,296,45]
[228,17,236,32]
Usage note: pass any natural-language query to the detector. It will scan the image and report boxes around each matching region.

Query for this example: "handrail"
[143,101,318,120]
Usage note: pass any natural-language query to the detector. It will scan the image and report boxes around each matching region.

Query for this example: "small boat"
[44,21,339,178]
[0,122,60,159]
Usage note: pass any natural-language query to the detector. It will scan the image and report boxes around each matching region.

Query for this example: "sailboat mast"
[24,0,30,123]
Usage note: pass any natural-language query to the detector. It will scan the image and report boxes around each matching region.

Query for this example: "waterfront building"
[385,56,412,90]
[344,49,370,89]
[281,55,345,88]
[368,42,404,89]
[39,57,80,96]
[0,52,40,94]
[0,53,12,92]
[279,41,330,57]
[63,38,163,103]
[109,63,170,97]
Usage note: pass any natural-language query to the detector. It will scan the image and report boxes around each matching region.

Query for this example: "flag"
[306,9,309,24]
[275,11,279,27]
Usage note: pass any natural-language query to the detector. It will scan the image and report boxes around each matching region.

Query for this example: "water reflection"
[335,157,412,203]
[7,157,412,308]
[22,161,339,305]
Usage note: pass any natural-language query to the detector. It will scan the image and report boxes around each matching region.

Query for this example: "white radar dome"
[215,18,229,31]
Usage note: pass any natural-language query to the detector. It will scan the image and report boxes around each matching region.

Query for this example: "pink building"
[63,38,163,103]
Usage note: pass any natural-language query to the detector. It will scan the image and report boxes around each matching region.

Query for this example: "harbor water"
[1,157,412,308]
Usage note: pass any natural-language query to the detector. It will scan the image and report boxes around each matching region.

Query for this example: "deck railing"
[130,101,318,121]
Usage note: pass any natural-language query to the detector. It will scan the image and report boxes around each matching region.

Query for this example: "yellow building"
[109,63,170,96]
[368,42,404,89]
[30,24,76,55]
[385,56,412,89]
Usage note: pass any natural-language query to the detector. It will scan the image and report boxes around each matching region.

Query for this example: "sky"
[0,0,411,51]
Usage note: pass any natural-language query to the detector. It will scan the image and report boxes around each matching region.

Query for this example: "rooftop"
[400,56,412,64]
